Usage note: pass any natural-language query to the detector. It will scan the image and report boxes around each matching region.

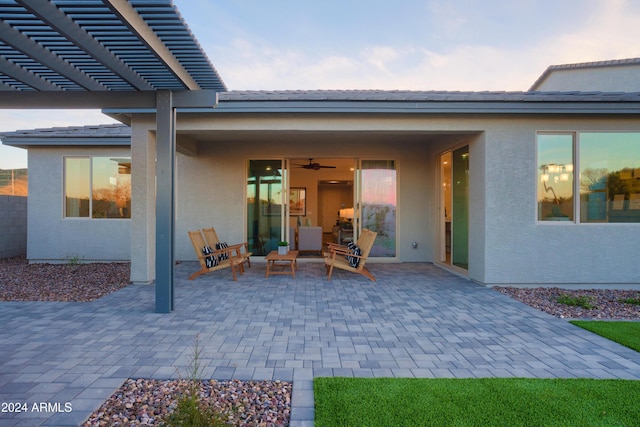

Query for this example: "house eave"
[208,100,640,115]
[0,138,130,149]
[102,100,640,117]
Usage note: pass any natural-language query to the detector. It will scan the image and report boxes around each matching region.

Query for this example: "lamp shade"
[339,207,355,219]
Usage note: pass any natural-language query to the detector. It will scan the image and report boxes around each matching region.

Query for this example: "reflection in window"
[537,134,574,221]
[361,160,396,257]
[64,157,131,219]
[65,158,90,217]
[580,133,640,223]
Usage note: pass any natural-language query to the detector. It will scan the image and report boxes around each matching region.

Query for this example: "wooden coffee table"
[265,250,298,278]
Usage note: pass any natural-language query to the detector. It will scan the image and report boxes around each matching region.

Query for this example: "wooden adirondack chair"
[202,227,252,270]
[188,229,244,281]
[324,228,377,281]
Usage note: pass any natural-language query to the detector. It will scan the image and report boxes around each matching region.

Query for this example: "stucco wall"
[534,65,640,92]
[27,147,131,263]
[480,116,640,285]
[0,195,27,258]
[162,113,639,286]
[130,117,156,283]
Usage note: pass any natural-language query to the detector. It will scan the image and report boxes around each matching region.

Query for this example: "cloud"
[215,39,544,91]
[541,0,640,62]
[0,110,118,133]
[210,0,640,92]
[0,110,119,169]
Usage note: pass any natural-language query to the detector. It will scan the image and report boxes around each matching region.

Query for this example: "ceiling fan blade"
[292,159,337,169]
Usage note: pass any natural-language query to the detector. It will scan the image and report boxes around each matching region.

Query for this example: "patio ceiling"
[0,0,226,108]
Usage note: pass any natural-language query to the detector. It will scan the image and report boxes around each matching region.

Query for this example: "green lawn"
[314,377,640,426]
[570,321,640,352]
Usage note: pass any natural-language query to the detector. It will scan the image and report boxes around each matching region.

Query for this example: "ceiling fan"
[294,158,337,170]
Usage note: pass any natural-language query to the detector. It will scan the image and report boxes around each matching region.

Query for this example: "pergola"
[0,0,227,312]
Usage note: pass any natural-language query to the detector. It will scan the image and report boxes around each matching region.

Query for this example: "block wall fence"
[0,195,27,258]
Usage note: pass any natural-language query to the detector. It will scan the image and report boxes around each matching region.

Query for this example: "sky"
[1,0,640,169]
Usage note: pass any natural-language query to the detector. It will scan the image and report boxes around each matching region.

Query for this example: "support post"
[155,90,176,313]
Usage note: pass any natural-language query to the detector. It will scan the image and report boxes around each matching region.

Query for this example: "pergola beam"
[0,90,157,109]
[106,0,201,90]
[0,89,218,109]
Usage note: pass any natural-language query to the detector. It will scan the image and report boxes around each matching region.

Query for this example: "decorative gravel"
[0,256,130,301]
[494,287,640,320]
[82,379,291,426]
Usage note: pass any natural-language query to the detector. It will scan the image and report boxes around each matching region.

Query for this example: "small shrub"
[556,293,596,309]
[163,394,225,427]
[65,253,84,266]
[619,297,640,306]
[162,335,227,427]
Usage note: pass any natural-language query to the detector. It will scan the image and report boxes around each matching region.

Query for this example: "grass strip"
[570,320,640,352]
[314,377,640,427]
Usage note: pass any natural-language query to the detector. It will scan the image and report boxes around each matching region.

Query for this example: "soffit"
[0,0,226,93]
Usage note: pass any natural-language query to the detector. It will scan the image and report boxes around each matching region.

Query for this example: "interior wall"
[317,184,353,232]
[288,159,354,229]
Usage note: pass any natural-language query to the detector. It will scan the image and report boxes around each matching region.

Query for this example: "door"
[246,159,286,255]
[440,146,469,269]
[359,159,397,257]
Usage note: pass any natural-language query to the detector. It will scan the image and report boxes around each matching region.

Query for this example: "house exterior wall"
[126,112,637,286]
[533,65,640,92]
[481,116,640,285]
[26,147,131,263]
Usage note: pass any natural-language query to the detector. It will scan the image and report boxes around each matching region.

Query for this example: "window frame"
[63,155,131,220]
[536,132,576,223]
[536,131,640,225]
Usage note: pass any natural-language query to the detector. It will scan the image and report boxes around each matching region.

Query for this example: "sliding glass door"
[451,146,469,269]
[359,159,397,257]
[246,159,286,255]
[247,157,398,258]
[440,146,469,270]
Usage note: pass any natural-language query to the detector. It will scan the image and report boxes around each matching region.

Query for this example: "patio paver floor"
[1,262,639,426]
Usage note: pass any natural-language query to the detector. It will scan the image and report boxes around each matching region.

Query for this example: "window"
[64,157,131,218]
[580,133,640,223]
[537,132,640,223]
[537,134,574,221]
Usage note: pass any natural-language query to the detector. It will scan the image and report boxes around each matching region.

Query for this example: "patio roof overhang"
[0,0,228,313]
